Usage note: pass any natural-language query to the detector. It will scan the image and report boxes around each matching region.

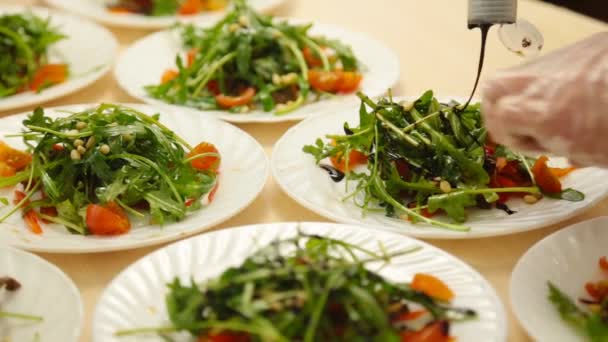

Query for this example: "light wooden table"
[2,0,607,341]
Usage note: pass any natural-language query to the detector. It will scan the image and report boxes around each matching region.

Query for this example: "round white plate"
[93,222,507,342]
[271,98,608,239]
[115,19,400,123]
[0,6,117,112]
[0,104,269,253]
[510,216,608,342]
[43,0,285,29]
[0,245,82,341]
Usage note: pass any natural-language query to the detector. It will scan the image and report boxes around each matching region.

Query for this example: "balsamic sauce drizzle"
[319,164,345,182]
[496,202,516,215]
[461,24,492,111]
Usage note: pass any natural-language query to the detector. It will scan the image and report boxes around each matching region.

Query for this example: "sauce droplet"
[498,19,544,57]
[319,164,345,182]
[496,202,516,215]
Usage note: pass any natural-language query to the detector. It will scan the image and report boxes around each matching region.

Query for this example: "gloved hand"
[482,32,608,167]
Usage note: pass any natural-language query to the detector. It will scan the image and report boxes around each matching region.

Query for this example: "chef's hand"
[482,32,608,167]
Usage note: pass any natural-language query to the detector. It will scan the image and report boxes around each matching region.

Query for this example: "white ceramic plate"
[43,0,285,29]
[271,98,608,239]
[115,19,400,123]
[0,245,82,341]
[510,216,608,342]
[0,6,117,112]
[0,104,269,253]
[93,222,507,342]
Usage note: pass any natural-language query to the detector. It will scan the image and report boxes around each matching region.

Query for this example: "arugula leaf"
[548,282,588,332]
[166,278,205,330]
[427,192,477,223]
[545,188,585,202]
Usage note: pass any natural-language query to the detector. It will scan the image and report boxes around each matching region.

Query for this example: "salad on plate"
[117,232,476,341]
[107,0,228,16]
[548,256,608,341]
[303,90,583,232]
[0,12,68,98]
[145,0,363,115]
[0,104,220,236]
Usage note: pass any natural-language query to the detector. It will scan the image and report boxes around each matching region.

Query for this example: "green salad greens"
[304,91,584,232]
[145,0,362,115]
[117,232,475,341]
[0,12,67,97]
[108,0,228,16]
[0,104,219,236]
[548,256,608,342]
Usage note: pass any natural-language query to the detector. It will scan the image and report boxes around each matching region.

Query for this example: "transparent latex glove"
[482,32,608,167]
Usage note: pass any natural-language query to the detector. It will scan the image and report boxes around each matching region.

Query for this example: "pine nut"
[99,144,110,155]
[440,180,452,193]
[75,121,87,130]
[523,194,539,204]
[85,136,96,149]
[73,139,84,147]
[77,146,86,154]
[70,149,81,160]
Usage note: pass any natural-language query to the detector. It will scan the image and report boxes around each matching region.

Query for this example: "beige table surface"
[1,0,607,341]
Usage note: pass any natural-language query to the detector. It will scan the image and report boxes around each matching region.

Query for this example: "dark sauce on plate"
[496,202,516,215]
[320,164,345,182]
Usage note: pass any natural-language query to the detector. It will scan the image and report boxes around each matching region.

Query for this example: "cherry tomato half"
[187,142,221,173]
[215,87,256,109]
[86,202,131,236]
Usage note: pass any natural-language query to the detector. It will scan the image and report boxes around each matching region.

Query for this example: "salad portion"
[549,256,608,341]
[303,91,583,232]
[0,12,68,98]
[107,0,228,16]
[0,104,220,236]
[117,232,476,341]
[145,0,362,115]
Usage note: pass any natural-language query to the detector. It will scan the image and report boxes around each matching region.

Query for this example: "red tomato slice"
[600,256,608,271]
[187,142,221,172]
[400,321,450,342]
[303,46,323,68]
[179,0,203,15]
[411,273,454,302]
[0,161,16,177]
[532,156,562,194]
[549,167,576,178]
[308,70,341,93]
[329,140,367,173]
[13,190,43,235]
[199,332,250,342]
[161,69,179,84]
[52,144,65,152]
[29,64,67,92]
[0,141,32,171]
[86,202,131,236]
[23,211,43,235]
[215,87,256,109]
[108,6,132,13]
[40,206,58,224]
[336,71,362,93]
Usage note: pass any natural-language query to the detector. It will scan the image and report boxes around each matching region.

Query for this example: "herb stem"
[376,113,419,146]
[0,182,41,224]
[402,111,440,133]
[0,311,43,322]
